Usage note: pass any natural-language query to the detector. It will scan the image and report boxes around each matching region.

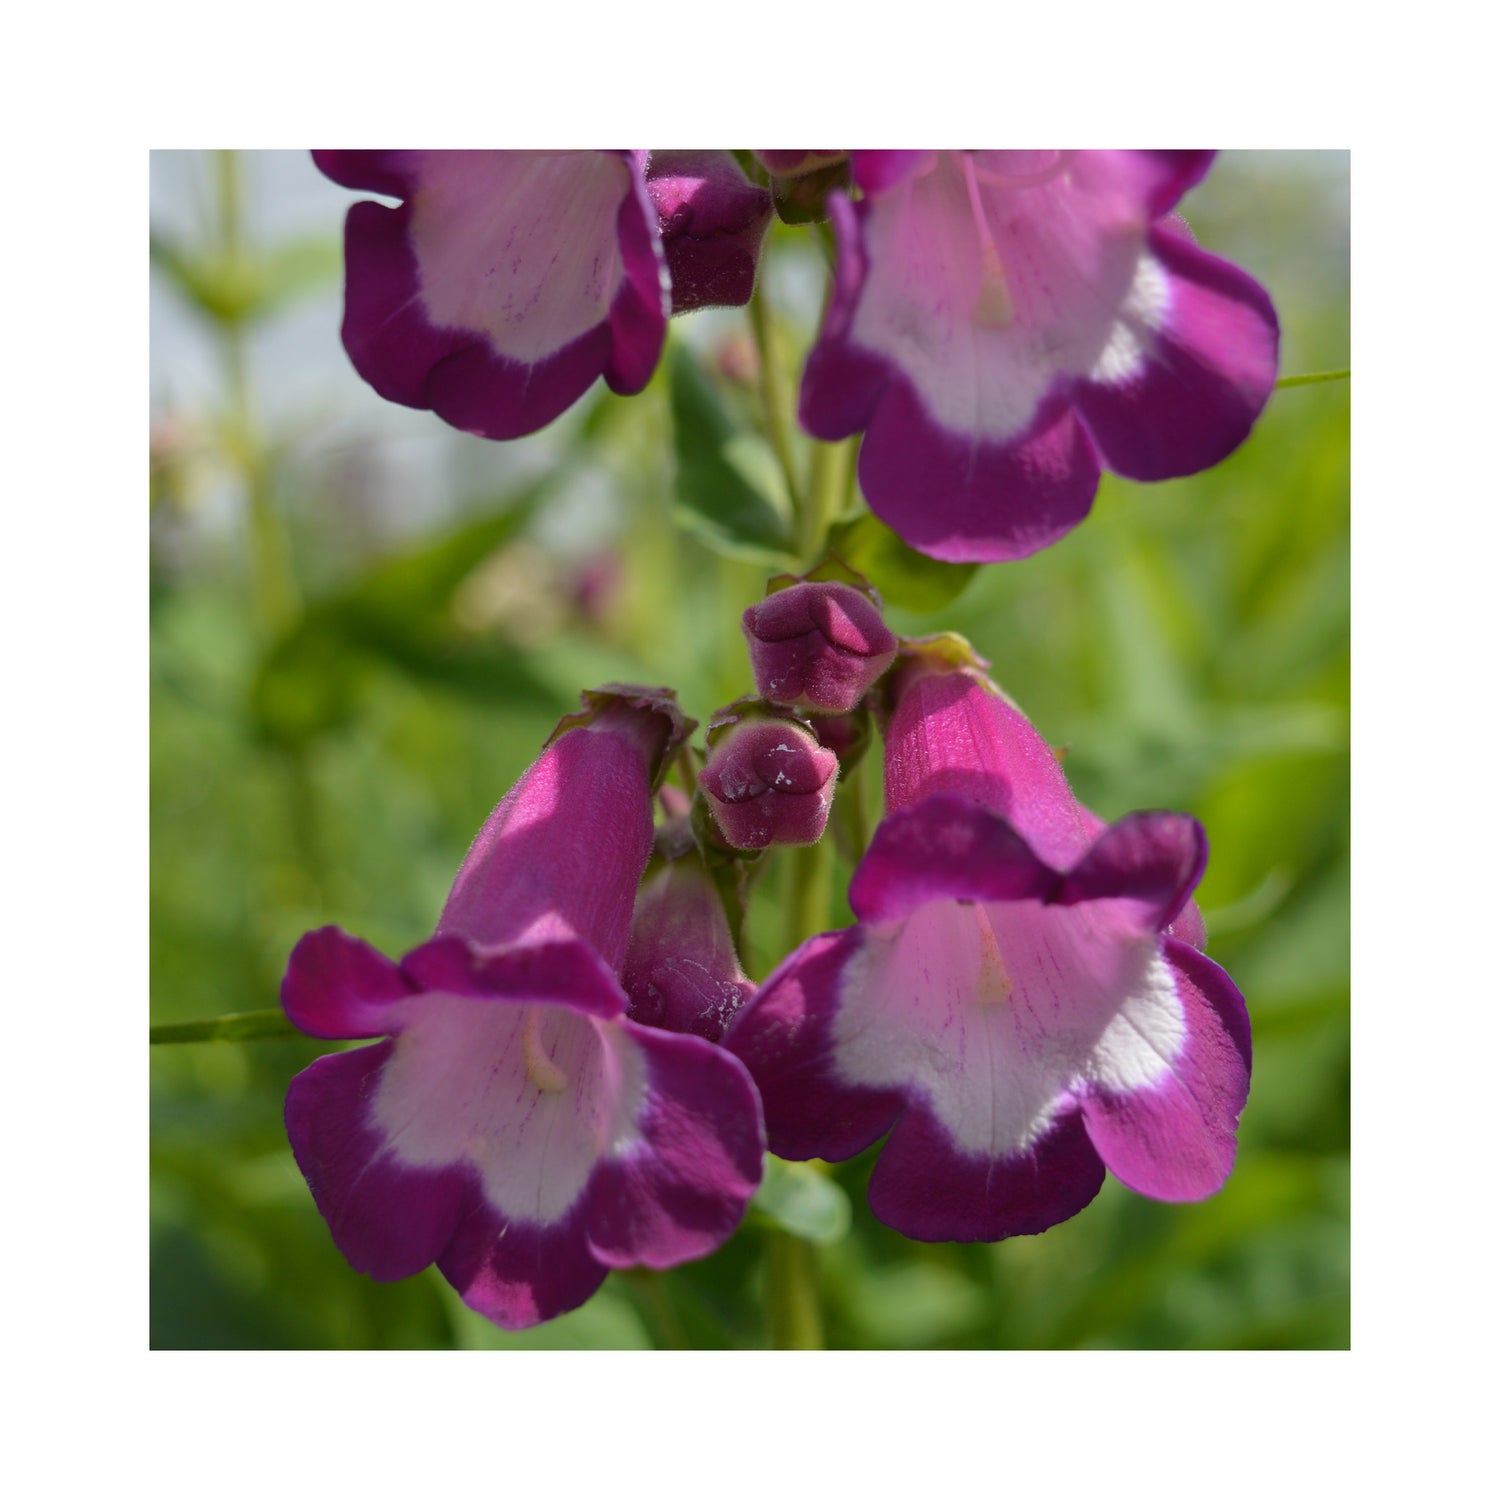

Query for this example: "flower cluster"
[283,580,1250,1328]
[283,146,1265,1335]
[315,149,1277,563]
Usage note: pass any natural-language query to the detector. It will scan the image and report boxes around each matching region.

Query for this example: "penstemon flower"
[314,151,671,440]
[725,640,1250,1242]
[280,686,765,1329]
[799,151,1281,562]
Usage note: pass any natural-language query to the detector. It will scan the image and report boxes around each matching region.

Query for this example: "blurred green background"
[150,150,1349,1349]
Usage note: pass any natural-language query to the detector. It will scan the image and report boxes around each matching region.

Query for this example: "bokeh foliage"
[150,150,1349,1349]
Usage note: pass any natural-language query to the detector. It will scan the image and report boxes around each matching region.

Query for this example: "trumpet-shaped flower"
[314,150,669,440]
[282,687,764,1328]
[799,151,1280,562]
[725,646,1250,1241]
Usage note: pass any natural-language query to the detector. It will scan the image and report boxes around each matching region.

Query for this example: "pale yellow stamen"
[971,906,1014,1006]
[961,154,1015,330]
[522,1007,568,1092]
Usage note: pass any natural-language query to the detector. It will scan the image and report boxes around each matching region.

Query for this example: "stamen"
[960,154,1015,330]
[971,906,1014,1006]
[522,1006,568,1092]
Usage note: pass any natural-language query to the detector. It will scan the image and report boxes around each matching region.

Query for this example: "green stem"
[1275,367,1350,389]
[767,1231,823,1349]
[624,1270,688,1351]
[216,151,299,636]
[784,836,833,956]
[800,438,852,567]
[746,283,803,519]
[150,1010,300,1044]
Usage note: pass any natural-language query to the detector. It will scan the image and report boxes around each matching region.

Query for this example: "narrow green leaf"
[667,344,795,562]
[826,513,977,613]
[150,1010,300,1044]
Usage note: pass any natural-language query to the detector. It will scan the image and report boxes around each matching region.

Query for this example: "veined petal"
[322,150,668,440]
[882,663,1097,868]
[435,694,672,967]
[1079,938,1251,1201]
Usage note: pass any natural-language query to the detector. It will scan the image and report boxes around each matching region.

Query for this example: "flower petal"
[848,794,1056,924]
[1070,227,1279,480]
[585,1022,764,1268]
[867,1101,1105,1241]
[327,150,668,440]
[281,926,416,1039]
[437,1198,608,1330]
[1056,811,1208,932]
[882,665,1097,868]
[1079,938,1252,1201]
[723,929,905,1162]
[284,1042,467,1280]
[399,935,628,1019]
[858,384,1101,563]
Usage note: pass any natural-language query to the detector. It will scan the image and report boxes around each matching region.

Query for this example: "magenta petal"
[850,150,936,194]
[1080,939,1251,1201]
[282,926,415,1039]
[867,1102,1106,1242]
[856,385,1101,563]
[312,149,418,197]
[1057,812,1208,932]
[585,1023,764,1268]
[723,929,905,1162]
[849,794,1057,924]
[882,665,1097,868]
[339,199,473,410]
[399,935,628,1019]
[285,1043,467,1281]
[1071,227,1279,481]
[437,1198,608,1330]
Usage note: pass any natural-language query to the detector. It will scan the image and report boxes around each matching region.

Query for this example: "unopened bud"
[742,581,898,714]
[700,715,838,850]
[646,152,773,314]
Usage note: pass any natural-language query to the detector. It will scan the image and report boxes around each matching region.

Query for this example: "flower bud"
[622,833,754,1042]
[699,714,838,851]
[646,152,773,314]
[742,580,898,714]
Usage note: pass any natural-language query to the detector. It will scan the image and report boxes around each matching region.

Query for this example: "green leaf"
[750,1156,852,1245]
[827,513,977,613]
[667,344,794,562]
[250,487,570,746]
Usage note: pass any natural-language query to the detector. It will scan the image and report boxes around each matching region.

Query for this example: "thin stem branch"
[151,1010,301,1044]
[746,282,803,519]
[767,1231,824,1349]
[1275,368,1350,389]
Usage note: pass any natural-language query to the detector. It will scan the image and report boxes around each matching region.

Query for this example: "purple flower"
[799,151,1280,562]
[699,708,839,851]
[742,580,898,714]
[725,645,1250,1242]
[281,686,765,1329]
[313,151,670,440]
[645,152,772,314]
